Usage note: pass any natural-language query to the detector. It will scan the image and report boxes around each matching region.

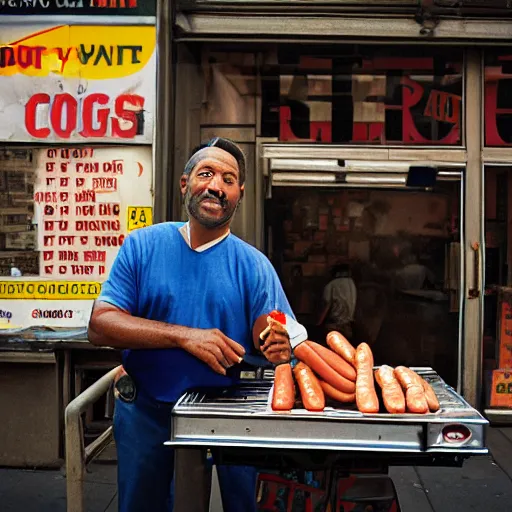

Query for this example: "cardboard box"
[490,369,512,408]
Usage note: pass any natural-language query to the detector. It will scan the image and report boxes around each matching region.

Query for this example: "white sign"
[0,24,156,144]
[32,146,153,280]
[0,299,93,330]
[0,145,153,329]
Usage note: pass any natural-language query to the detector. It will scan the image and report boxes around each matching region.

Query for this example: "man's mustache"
[198,191,227,208]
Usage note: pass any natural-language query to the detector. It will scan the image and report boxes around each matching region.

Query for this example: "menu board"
[33,146,153,281]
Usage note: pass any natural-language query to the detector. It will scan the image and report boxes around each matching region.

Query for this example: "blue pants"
[113,391,258,512]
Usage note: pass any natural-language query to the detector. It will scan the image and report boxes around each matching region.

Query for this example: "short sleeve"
[98,234,139,315]
[249,256,295,328]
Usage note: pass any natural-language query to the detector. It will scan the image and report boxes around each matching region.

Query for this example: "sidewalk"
[2,427,512,512]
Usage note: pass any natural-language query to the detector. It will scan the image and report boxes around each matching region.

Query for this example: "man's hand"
[179,327,246,375]
[260,318,292,365]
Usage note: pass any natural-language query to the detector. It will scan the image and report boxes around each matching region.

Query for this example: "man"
[394,249,436,291]
[317,264,357,340]
[88,137,294,512]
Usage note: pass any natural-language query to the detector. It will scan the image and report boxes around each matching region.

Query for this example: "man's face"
[181,147,244,229]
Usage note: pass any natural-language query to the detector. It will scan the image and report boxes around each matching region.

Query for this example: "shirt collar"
[179,222,230,252]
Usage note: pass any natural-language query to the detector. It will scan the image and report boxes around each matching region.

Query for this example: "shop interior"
[483,166,512,405]
[267,170,462,387]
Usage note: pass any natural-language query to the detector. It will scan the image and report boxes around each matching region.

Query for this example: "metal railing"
[65,365,121,512]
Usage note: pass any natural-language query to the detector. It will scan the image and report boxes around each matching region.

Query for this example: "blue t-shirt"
[98,222,294,402]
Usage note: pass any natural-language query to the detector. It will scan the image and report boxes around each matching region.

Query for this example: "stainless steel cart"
[167,368,488,511]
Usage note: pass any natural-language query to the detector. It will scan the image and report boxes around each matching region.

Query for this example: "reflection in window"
[485,51,512,147]
[261,45,463,145]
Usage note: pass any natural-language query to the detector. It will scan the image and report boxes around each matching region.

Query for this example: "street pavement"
[1,427,512,511]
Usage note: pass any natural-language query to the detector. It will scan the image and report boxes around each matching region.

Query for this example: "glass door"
[265,155,464,388]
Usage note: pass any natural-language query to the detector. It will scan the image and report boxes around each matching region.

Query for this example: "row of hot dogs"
[272,332,440,414]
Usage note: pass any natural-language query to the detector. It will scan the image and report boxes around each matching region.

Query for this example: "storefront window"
[483,166,512,408]
[485,50,512,147]
[269,175,462,387]
[261,45,463,145]
[191,45,463,148]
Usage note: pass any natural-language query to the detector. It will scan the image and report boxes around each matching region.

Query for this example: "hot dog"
[293,362,325,412]
[319,380,355,404]
[354,343,380,414]
[294,342,356,394]
[421,378,440,412]
[375,365,406,414]
[400,367,440,413]
[394,366,428,414]
[405,368,440,412]
[326,331,356,366]
[272,363,295,411]
[307,341,357,381]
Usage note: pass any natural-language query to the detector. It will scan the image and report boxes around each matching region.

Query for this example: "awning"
[258,145,464,188]
[175,0,512,42]
[175,14,512,42]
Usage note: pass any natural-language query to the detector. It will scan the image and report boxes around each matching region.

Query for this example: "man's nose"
[207,186,226,201]
[207,175,226,197]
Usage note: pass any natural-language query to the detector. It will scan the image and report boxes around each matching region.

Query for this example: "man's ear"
[240,184,245,200]
[180,175,188,195]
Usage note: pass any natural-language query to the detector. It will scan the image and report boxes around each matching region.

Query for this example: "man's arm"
[89,300,245,375]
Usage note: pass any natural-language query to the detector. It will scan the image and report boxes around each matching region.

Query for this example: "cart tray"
[166,367,487,456]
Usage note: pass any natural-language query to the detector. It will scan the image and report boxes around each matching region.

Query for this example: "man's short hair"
[184,137,246,185]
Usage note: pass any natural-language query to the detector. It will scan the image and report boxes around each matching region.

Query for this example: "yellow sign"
[490,370,512,408]
[127,206,153,233]
[0,281,101,300]
[0,26,156,79]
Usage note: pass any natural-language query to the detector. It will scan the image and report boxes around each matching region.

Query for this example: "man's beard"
[184,186,240,229]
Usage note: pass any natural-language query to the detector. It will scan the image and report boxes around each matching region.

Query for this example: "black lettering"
[78,45,95,65]
[130,46,142,64]
[94,45,113,66]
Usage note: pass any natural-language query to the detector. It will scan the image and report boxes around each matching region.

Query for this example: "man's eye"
[224,178,235,185]
[198,171,212,178]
